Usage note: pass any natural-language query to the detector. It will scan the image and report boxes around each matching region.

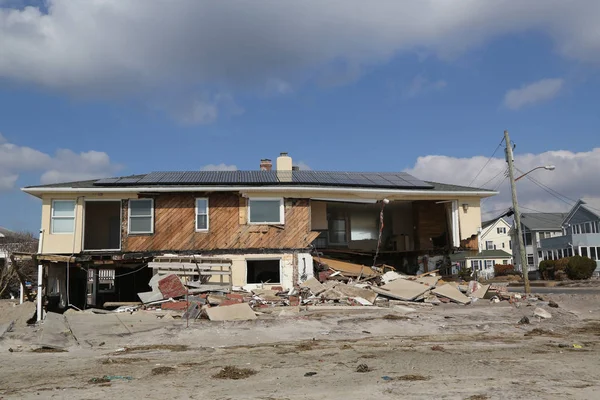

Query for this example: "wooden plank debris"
[317,257,379,277]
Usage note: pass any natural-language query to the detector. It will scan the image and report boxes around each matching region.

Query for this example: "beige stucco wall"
[40,193,138,254]
[458,197,482,240]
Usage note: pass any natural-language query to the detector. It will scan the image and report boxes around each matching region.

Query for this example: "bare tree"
[0,231,38,299]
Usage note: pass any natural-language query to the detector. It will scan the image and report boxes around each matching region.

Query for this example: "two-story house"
[22,153,495,315]
[510,212,567,274]
[539,198,600,275]
[479,217,512,252]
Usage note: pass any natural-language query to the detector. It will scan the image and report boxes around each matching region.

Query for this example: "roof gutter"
[21,185,497,198]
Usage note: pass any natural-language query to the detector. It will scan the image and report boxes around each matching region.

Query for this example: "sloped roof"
[581,198,600,217]
[520,213,567,231]
[0,226,15,238]
[23,172,496,194]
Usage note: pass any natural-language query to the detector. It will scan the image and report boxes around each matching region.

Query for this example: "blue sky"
[1,1,600,232]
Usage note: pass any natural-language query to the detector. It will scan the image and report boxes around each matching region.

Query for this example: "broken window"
[129,199,154,234]
[98,269,116,293]
[350,213,378,241]
[248,198,283,224]
[246,259,280,284]
[51,200,76,234]
[196,198,209,231]
[328,218,347,244]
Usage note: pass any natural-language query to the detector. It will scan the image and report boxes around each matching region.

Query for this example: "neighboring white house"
[479,217,512,253]
[511,212,567,273]
[450,249,513,280]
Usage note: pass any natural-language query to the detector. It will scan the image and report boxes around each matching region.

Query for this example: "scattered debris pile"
[80,255,531,322]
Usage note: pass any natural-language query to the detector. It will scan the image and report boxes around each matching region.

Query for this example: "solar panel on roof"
[94,178,120,185]
[91,169,432,189]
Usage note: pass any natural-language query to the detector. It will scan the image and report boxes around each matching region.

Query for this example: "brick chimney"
[260,159,272,171]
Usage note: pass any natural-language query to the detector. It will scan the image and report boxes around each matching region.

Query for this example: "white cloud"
[169,93,244,125]
[265,78,293,96]
[0,173,18,191]
[0,133,121,189]
[503,78,564,110]
[1,1,600,109]
[405,148,600,217]
[200,163,238,171]
[405,75,447,98]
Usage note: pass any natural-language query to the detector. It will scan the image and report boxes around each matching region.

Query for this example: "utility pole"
[504,130,530,294]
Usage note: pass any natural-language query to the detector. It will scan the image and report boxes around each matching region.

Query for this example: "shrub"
[555,257,570,273]
[539,260,557,280]
[458,266,472,281]
[565,256,597,280]
[494,264,517,276]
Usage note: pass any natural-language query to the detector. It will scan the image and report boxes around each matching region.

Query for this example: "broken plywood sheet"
[416,276,440,287]
[334,284,378,304]
[300,277,326,295]
[318,257,378,277]
[205,303,257,322]
[372,279,430,301]
[471,284,490,299]
[138,291,164,304]
[432,284,471,305]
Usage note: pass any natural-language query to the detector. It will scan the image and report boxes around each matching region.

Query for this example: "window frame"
[484,260,494,269]
[485,241,494,250]
[497,227,506,234]
[128,198,154,235]
[247,197,285,225]
[51,200,76,234]
[195,197,209,232]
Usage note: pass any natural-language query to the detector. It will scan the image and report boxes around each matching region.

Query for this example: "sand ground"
[1,290,599,400]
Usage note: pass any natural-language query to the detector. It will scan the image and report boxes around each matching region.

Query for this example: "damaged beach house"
[21,153,497,321]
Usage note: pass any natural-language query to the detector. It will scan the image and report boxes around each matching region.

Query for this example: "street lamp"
[515,165,555,182]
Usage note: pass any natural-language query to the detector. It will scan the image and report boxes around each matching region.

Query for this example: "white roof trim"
[22,185,497,198]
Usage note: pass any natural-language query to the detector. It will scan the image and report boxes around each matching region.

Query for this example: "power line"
[515,167,575,207]
[468,137,505,187]
[480,168,508,189]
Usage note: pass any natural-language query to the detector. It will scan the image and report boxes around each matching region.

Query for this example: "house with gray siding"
[510,212,567,273]
[539,198,600,275]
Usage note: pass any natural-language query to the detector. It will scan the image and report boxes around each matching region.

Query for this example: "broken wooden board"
[317,257,379,277]
[300,277,326,295]
[432,284,471,305]
[334,284,378,304]
[372,279,430,301]
[416,276,440,287]
[205,303,257,321]
[471,284,490,299]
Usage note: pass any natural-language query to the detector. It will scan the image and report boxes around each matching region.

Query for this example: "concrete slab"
[334,284,378,304]
[138,291,163,304]
[372,279,430,301]
[471,284,490,299]
[416,276,440,287]
[432,284,471,305]
[206,303,257,321]
[300,277,326,295]
[37,312,74,349]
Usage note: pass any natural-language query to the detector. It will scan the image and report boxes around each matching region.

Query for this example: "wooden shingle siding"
[122,193,318,252]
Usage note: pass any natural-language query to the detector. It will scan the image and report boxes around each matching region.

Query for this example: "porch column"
[36,263,43,322]
[451,200,460,248]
